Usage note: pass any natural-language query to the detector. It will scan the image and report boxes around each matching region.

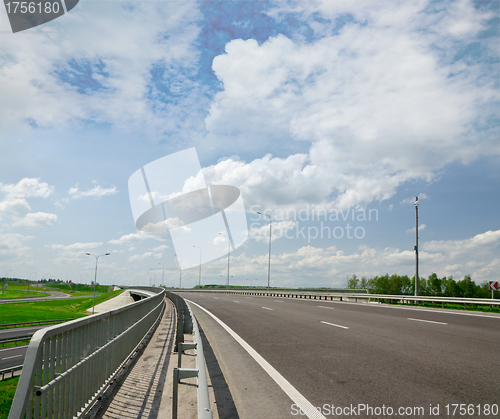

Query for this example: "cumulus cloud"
[0,0,205,142]
[12,212,58,228]
[226,228,500,287]
[108,231,167,245]
[0,233,34,260]
[203,0,499,210]
[68,182,117,199]
[50,242,103,250]
[0,178,53,199]
[0,198,31,215]
[129,252,163,262]
[406,225,427,234]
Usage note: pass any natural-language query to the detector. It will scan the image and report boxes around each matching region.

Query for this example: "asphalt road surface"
[0,345,27,370]
[179,292,500,419]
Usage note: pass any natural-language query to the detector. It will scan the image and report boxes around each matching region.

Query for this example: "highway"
[179,292,500,418]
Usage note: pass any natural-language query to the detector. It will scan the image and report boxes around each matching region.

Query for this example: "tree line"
[347,273,498,298]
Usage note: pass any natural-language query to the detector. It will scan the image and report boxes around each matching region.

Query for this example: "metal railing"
[178,289,500,310]
[1,365,23,381]
[8,289,165,419]
[165,292,212,419]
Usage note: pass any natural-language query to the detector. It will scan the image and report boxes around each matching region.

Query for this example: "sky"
[0,0,499,289]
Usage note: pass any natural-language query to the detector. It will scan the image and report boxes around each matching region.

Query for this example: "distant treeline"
[347,273,498,298]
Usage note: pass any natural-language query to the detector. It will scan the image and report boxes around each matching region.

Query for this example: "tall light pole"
[414,197,419,297]
[193,246,202,287]
[86,253,110,314]
[257,212,272,292]
[219,233,230,289]
[175,254,182,288]
[150,268,156,287]
[158,263,164,287]
[3,269,12,295]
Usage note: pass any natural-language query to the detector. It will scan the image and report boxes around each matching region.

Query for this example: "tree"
[347,274,359,289]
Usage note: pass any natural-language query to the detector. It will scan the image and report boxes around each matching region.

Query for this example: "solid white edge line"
[407,318,447,325]
[262,307,273,310]
[187,300,327,419]
[320,321,349,329]
[317,306,334,309]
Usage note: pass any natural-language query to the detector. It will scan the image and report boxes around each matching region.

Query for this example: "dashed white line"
[317,306,334,309]
[408,318,447,325]
[233,301,240,303]
[274,300,283,302]
[2,354,23,360]
[320,321,349,329]
[262,307,274,311]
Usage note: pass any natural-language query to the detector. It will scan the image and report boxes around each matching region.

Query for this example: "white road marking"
[2,354,23,360]
[233,301,240,303]
[187,300,327,419]
[320,321,349,329]
[262,307,273,310]
[408,318,447,325]
[274,300,283,302]
[0,346,28,352]
[317,306,334,309]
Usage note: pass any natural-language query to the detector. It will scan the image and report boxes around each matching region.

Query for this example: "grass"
[0,289,126,327]
[0,376,19,419]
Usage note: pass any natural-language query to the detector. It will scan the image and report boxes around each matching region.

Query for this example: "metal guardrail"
[165,292,212,419]
[0,319,75,329]
[179,289,500,310]
[8,289,166,419]
[1,365,23,381]
[0,335,32,347]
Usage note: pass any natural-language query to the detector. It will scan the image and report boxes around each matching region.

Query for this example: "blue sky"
[0,0,499,289]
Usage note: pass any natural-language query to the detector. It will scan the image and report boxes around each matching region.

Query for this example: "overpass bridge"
[7,288,500,419]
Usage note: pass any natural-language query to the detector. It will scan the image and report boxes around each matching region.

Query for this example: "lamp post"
[150,268,156,287]
[3,270,12,295]
[86,253,110,314]
[257,212,272,292]
[158,263,164,287]
[175,254,182,288]
[414,197,419,297]
[193,246,202,287]
[219,233,230,289]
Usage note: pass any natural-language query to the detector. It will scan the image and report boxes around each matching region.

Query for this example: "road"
[179,292,500,418]
[0,345,27,370]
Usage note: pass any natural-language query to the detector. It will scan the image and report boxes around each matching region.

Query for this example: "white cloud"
[50,242,103,250]
[249,219,298,243]
[406,224,427,234]
[0,198,31,215]
[0,178,53,199]
[225,228,500,287]
[129,252,163,262]
[203,1,499,210]
[108,231,167,245]
[68,182,117,199]
[0,233,34,260]
[12,212,58,227]
[0,1,205,142]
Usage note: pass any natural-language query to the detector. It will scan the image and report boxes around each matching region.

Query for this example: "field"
[0,289,125,327]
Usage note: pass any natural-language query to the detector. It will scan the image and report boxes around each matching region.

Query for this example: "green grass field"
[0,288,126,418]
[0,376,19,419]
[0,289,125,327]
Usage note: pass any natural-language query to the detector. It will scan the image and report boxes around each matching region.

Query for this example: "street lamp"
[175,254,182,288]
[158,263,164,287]
[86,253,110,314]
[414,197,419,297]
[3,270,12,295]
[219,232,230,289]
[257,212,272,292]
[193,246,202,287]
[150,268,156,287]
